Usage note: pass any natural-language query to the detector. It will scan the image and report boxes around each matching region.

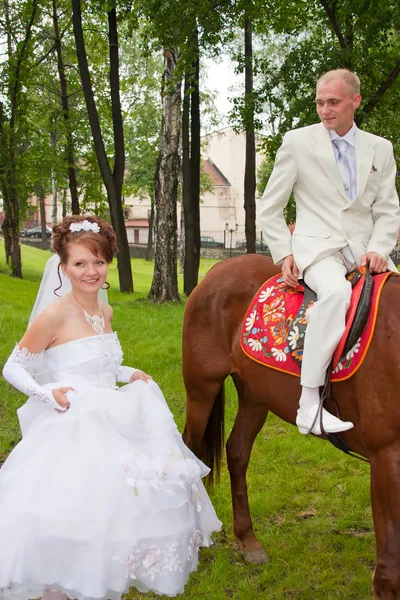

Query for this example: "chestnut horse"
[182,253,400,600]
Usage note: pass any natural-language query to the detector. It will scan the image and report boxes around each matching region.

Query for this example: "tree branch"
[359,59,400,121]
[319,0,348,50]
[108,6,125,190]
[34,80,61,96]
[35,44,56,67]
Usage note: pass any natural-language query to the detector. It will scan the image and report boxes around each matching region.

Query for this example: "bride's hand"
[52,387,74,411]
[129,371,152,384]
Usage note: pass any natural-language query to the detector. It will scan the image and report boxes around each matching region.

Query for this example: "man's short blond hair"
[317,69,360,95]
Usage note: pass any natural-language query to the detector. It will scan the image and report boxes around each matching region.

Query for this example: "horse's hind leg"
[183,376,224,459]
[227,374,269,564]
[370,444,400,599]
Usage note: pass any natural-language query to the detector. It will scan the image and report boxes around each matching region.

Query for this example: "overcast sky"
[203,54,243,129]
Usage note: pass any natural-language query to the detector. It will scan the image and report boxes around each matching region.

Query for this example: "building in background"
[189,127,265,246]
[124,126,265,248]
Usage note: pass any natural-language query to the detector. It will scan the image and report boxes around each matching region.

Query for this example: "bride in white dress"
[0,215,221,600]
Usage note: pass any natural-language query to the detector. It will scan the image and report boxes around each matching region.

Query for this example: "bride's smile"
[62,244,108,296]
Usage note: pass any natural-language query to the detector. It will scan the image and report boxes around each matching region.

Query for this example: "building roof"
[203,158,231,187]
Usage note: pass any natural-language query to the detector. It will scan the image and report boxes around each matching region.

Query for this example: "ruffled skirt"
[0,380,221,600]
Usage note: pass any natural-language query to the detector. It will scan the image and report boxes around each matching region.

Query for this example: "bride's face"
[63,243,108,294]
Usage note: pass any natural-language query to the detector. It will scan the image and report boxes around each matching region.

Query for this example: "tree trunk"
[72,0,133,292]
[107,6,133,292]
[244,14,256,254]
[53,0,80,215]
[146,200,154,261]
[184,32,201,297]
[182,72,191,287]
[1,183,12,263]
[1,0,38,278]
[53,0,79,215]
[10,221,21,277]
[51,172,58,227]
[179,202,185,274]
[149,49,181,303]
[51,130,58,226]
[38,185,50,249]
[62,187,67,217]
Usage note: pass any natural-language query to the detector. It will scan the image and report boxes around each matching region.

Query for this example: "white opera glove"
[115,365,142,383]
[2,345,67,412]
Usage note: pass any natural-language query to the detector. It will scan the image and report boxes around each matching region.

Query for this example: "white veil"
[29,253,108,325]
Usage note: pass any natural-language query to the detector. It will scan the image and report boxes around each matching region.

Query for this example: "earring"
[102,281,110,290]
[64,272,69,279]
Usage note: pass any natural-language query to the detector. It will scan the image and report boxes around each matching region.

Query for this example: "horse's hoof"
[242,547,269,564]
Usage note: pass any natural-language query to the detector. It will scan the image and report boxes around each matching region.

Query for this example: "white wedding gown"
[0,333,221,600]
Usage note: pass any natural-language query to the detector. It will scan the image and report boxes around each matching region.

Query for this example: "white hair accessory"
[69,220,100,233]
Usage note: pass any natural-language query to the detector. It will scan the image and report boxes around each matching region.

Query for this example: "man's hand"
[282,254,300,287]
[130,371,153,384]
[360,251,388,274]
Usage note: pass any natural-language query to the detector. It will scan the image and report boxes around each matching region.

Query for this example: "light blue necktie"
[333,138,352,201]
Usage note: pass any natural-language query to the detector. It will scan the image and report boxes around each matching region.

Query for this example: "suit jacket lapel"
[312,124,348,200]
[354,128,374,200]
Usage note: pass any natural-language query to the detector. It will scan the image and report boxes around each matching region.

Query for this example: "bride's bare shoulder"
[20,297,74,352]
[35,296,71,323]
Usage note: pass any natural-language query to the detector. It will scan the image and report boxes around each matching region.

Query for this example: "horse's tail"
[202,383,225,490]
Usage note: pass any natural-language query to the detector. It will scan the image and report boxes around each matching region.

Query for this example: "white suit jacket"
[259,123,400,277]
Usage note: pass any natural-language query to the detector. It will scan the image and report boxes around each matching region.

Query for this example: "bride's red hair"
[52,215,117,264]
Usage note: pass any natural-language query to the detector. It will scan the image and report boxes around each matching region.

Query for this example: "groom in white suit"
[259,69,400,435]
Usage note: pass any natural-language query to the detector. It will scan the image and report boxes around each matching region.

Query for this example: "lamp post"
[225,222,238,258]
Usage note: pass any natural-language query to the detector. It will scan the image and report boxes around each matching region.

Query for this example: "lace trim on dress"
[26,387,62,410]
[9,344,41,364]
[120,529,204,582]
[7,344,66,411]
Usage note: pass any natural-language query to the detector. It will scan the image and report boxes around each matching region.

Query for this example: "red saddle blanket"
[240,271,391,382]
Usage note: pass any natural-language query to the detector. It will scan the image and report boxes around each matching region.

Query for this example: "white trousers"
[300,251,354,388]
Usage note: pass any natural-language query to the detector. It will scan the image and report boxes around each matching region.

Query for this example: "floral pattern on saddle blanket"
[240,271,391,382]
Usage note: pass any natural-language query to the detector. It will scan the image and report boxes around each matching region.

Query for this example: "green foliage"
[121,23,162,201]
[0,0,41,219]
[0,2,166,224]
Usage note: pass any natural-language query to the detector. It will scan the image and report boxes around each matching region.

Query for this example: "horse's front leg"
[371,444,400,599]
[227,376,269,564]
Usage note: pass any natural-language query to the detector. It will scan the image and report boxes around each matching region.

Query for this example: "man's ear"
[354,94,362,110]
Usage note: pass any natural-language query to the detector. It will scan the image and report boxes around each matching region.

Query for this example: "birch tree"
[149,49,181,303]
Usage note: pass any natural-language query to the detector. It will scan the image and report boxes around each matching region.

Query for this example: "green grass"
[0,244,375,599]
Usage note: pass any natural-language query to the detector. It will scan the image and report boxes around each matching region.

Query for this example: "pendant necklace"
[70,293,105,335]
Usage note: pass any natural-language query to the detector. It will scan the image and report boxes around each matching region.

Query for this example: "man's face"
[316,77,361,136]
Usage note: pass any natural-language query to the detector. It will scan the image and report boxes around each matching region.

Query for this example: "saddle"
[240,268,391,382]
[290,267,374,367]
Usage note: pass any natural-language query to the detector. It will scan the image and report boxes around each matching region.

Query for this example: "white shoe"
[296,406,354,435]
